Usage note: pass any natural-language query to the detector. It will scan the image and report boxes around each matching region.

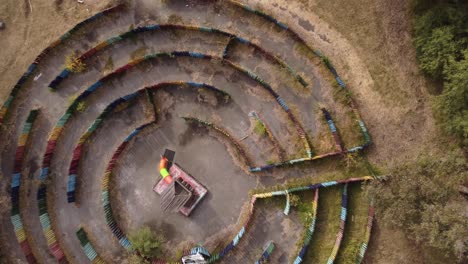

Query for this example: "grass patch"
[103,56,114,72]
[304,185,342,263]
[289,192,316,262]
[130,46,148,60]
[167,14,183,24]
[321,56,332,70]
[296,194,314,227]
[68,95,86,112]
[253,119,267,136]
[336,184,370,263]
[294,42,314,59]
[65,51,86,73]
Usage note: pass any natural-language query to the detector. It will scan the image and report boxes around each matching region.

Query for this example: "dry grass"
[0,0,114,103]
[130,46,148,60]
[311,0,410,105]
[103,56,114,73]
[304,185,342,263]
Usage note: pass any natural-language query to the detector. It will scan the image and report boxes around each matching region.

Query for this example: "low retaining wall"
[326,184,348,264]
[101,122,155,250]
[76,228,106,264]
[356,200,374,264]
[67,81,230,204]
[10,110,39,264]
[182,116,253,167]
[48,24,307,91]
[293,188,319,264]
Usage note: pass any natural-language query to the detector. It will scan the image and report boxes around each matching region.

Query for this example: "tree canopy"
[368,151,468,262]
[413,0,468,145]
[128,226,164,261]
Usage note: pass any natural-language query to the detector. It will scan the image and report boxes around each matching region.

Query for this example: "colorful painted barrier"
[50,50,311,174]
[202,176,372,263]
[254,241,275,264]
[48,24,306,91]
[37,87,82,264]
[67,81,229,204]
[181,116,252,167]
[0,4,124,124]
[248,135,372,171]
[67,92,139,203]
[10,110,39,264]
[326,183,348,264]
[36,186,68,263]
[14,180,371,264]
[222,36,308,88]
[75,228,106,264]
[4,2,375,262]
[42,53,229,191]
[126,177,372,264]
[356,200,374,264]
[206,195,257,263]
[102,122,155,250]
[293,188,319,264]
[227,62,312,157]
[315,57,371,151]
[50,51,301,151]
[222,37,234,59]
[228,0,372,170]
[321,108,344,153]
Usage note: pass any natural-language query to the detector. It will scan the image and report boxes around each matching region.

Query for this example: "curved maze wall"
[0,1,375,263]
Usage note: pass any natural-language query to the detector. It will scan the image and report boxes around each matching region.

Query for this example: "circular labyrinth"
[0,1,375,264]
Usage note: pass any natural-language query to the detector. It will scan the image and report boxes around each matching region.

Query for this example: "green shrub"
[253,120,266,136]
[321,56,332,69]
[130,47,148,60]
[67,95,86,112]
[289,194,300,207]
[298,210,313,228]
[104,56,114,72]
[413,0,468,145]
[434,50,468,145]
[76,102,86,112]
[128,226,164,259]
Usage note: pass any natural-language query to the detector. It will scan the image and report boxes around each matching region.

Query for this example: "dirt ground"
[0,0,115,103]
[0,0,449,263]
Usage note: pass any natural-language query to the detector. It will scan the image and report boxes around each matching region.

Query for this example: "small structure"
[154,149,207,216]
[182,246,211,264]
[0,21,5,30]
[160,177,193,212]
